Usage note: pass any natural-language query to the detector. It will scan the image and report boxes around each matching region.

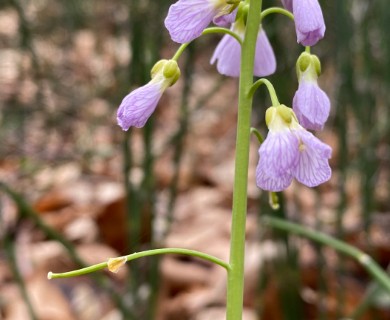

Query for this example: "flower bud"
[151,59,169,79]
[277,105,294,124]
[296,52,312,75]
[163,60,181,86]
[265,106,277,127]
[296,52,322,80]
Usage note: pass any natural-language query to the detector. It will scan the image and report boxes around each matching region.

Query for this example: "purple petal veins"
[210,27,242,77]
[293,80,330,130]
[117,82,164,130]
[293,0,326,46]
[258,130,300,178]
[213,8,237,27]
[211,27,276,77]
[293,129,332,187]
[165,0,219,43]
[254,29,277,77]
[256,159,294,192]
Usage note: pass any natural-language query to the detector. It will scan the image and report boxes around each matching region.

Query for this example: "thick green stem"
[226,0,262,319]
[48,248,230,279]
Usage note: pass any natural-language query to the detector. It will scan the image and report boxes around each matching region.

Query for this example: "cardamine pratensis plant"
[50,1,390,319]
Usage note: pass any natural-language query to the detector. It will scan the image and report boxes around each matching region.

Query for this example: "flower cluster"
[117,0,331,192]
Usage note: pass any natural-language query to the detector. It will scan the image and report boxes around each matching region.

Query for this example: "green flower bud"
[296,52,322,81]
[311,54,321,76]
[296,52,312,75]
[151,59,168,79]
[163,60,181,86]
[277,105,293,124]
[265,106,277,127]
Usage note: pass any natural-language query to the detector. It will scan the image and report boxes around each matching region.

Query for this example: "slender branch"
[261,7,294,21]
[248,78,280,106]
[172,27,242,61]
[250,127,264,144]
[4,232,38,320]
[262,216,390,293]
[48,248,231,279]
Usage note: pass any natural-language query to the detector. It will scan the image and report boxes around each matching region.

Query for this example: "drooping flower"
[117,60,180,130]
[281,0,326,46]
[293,52,330,130]
[210,19,276,77]
[165,0,239,44]
[256,105,331,191]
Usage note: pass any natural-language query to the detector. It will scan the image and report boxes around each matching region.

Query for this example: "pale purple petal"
[293,80,330,130]
[254,29,276,77]
[258,130,300,178]
[281,0,293,12]
[210,30,241,77]
[256,158,294,192]
[293,0,326,46]
[165,0,218,43]
[213,8,237,27]
[117,82,163,130]
[294,129,332,187]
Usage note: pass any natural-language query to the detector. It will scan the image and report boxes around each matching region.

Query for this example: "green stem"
[249,78,280,106]
[48,248,230,279]
[261,7,294,21]
[4,233,38,320]
[262,216,390,293]
[172,27,242,61]
[226,0,263,319]
[250,127,264,143]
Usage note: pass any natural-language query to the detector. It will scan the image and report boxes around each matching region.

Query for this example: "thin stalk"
[226,0,263,319]
[172,27,242,61]
[4,232,38,320]
[249,78,280,105]
[48,248,230,279]
[261,7,294,21]
[262,216,390,293]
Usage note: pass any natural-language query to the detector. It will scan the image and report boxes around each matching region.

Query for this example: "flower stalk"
[226,0,262,318]
[48,248,230,279]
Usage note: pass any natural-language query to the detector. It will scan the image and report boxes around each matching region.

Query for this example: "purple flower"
[213,8,237,27]
[256,105,331,191]
[165,0,237,43]
[210,22,276,77]
[117,82,164,130]
[293,52,330,130]
[281,0,326,46]
[117,60,180,130]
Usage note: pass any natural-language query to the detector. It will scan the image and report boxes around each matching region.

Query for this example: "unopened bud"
[265,106,277,127]
[311,54,321,76]
[296,52,312,74]
[151,59,168,79]
[277,105,293,124]
[163,60,181,85]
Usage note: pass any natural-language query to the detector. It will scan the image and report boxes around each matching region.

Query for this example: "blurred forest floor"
[1,1,390,319]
